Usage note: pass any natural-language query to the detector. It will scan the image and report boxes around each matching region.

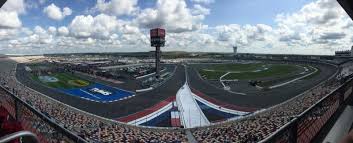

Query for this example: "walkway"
[323,106,353,143]
[176,83,210,128]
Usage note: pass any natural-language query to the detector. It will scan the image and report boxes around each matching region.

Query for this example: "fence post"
[14,99,19,121]
[339,86,345,105]
[289,119,298,143]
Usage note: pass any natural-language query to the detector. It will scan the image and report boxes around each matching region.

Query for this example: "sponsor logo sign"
[88,88,112,96]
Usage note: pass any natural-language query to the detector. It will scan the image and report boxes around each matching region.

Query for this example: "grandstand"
[1,0,353,142]
[1,53,353,142]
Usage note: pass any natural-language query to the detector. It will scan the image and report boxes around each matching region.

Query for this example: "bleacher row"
[0,61,351,143]
[0,69,188,142]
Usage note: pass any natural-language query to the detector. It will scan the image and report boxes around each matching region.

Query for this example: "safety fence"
[0,87,87,143]
[260,77,353,143]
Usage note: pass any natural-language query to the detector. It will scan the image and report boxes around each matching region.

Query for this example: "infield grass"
[198,63,301,80]
[203,63,263,72]
[224,65,299,80]
[32,73,91,89]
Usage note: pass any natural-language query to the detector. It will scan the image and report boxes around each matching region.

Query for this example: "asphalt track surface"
[71,64,176,91]
[187,62,337,108]
[12,60,185,118]
[196,63,308,94]
[0,58,336,120]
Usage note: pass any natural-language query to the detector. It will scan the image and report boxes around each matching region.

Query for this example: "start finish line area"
[60,83,135,103]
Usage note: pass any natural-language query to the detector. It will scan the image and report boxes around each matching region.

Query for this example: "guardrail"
[0,131,39,143]
[260,76,353,143]
[0,84,87,143]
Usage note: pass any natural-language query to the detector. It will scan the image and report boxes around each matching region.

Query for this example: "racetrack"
[2,58,337,120]
[187,61,337,108]
[14,61,185,118]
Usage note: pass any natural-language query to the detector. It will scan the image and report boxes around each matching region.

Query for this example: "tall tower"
[150,28,166,79]
[233,46,237,55]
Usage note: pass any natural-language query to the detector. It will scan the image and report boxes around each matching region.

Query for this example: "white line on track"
[79,89,102,99]
[269,65,318,89]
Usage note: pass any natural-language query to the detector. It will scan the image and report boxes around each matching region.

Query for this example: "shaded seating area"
[0,106,23,143]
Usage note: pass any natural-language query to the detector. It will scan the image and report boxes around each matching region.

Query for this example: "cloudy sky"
[0,0,351,55]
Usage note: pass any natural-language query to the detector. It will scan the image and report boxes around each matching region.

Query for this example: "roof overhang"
[0,0,7,8]
[338,0,353,20]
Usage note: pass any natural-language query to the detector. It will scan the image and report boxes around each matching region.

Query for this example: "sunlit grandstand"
[0,51,352,143]
[1,0,353,143]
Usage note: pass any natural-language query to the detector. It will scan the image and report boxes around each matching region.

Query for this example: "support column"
[14,100,19,121]
[289,119,298,143]
[155,46,160,79]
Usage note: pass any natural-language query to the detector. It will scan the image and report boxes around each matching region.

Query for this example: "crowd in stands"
[336,61,353,83]
[0,69,187,143]
[0,61,352,143]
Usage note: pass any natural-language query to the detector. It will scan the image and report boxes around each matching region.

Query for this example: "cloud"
[2,0,26,14]
[319,32,346,40]
[39,0,46,5]
[0,11,22,28]
[279,33,301,42]
[48,26,57,35]
[135,0,209,33]
[95,0,138,16]
[43,3,72,21]
[190,0,215,4]
[34,26,46,35]
[0,0,25,29]
[58,26,69,36]
[69,14,120,39]
[3,0,353,55]
[213,24,273,47]
[28,26,55,44]
[0,29,19,41]
[192,4,210,15]
[272,0,352,52]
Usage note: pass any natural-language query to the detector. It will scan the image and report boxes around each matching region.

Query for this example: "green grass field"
[32,73,91,89]
[199,70,227,80]
[198,63,301,80]
[203,63,263,72]
[302,66,321,80]
[224,65,298,80]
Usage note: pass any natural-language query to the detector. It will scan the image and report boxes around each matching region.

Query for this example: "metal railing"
[0,131,38,143]
[0,85,87,143]
[260,76,353,143]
